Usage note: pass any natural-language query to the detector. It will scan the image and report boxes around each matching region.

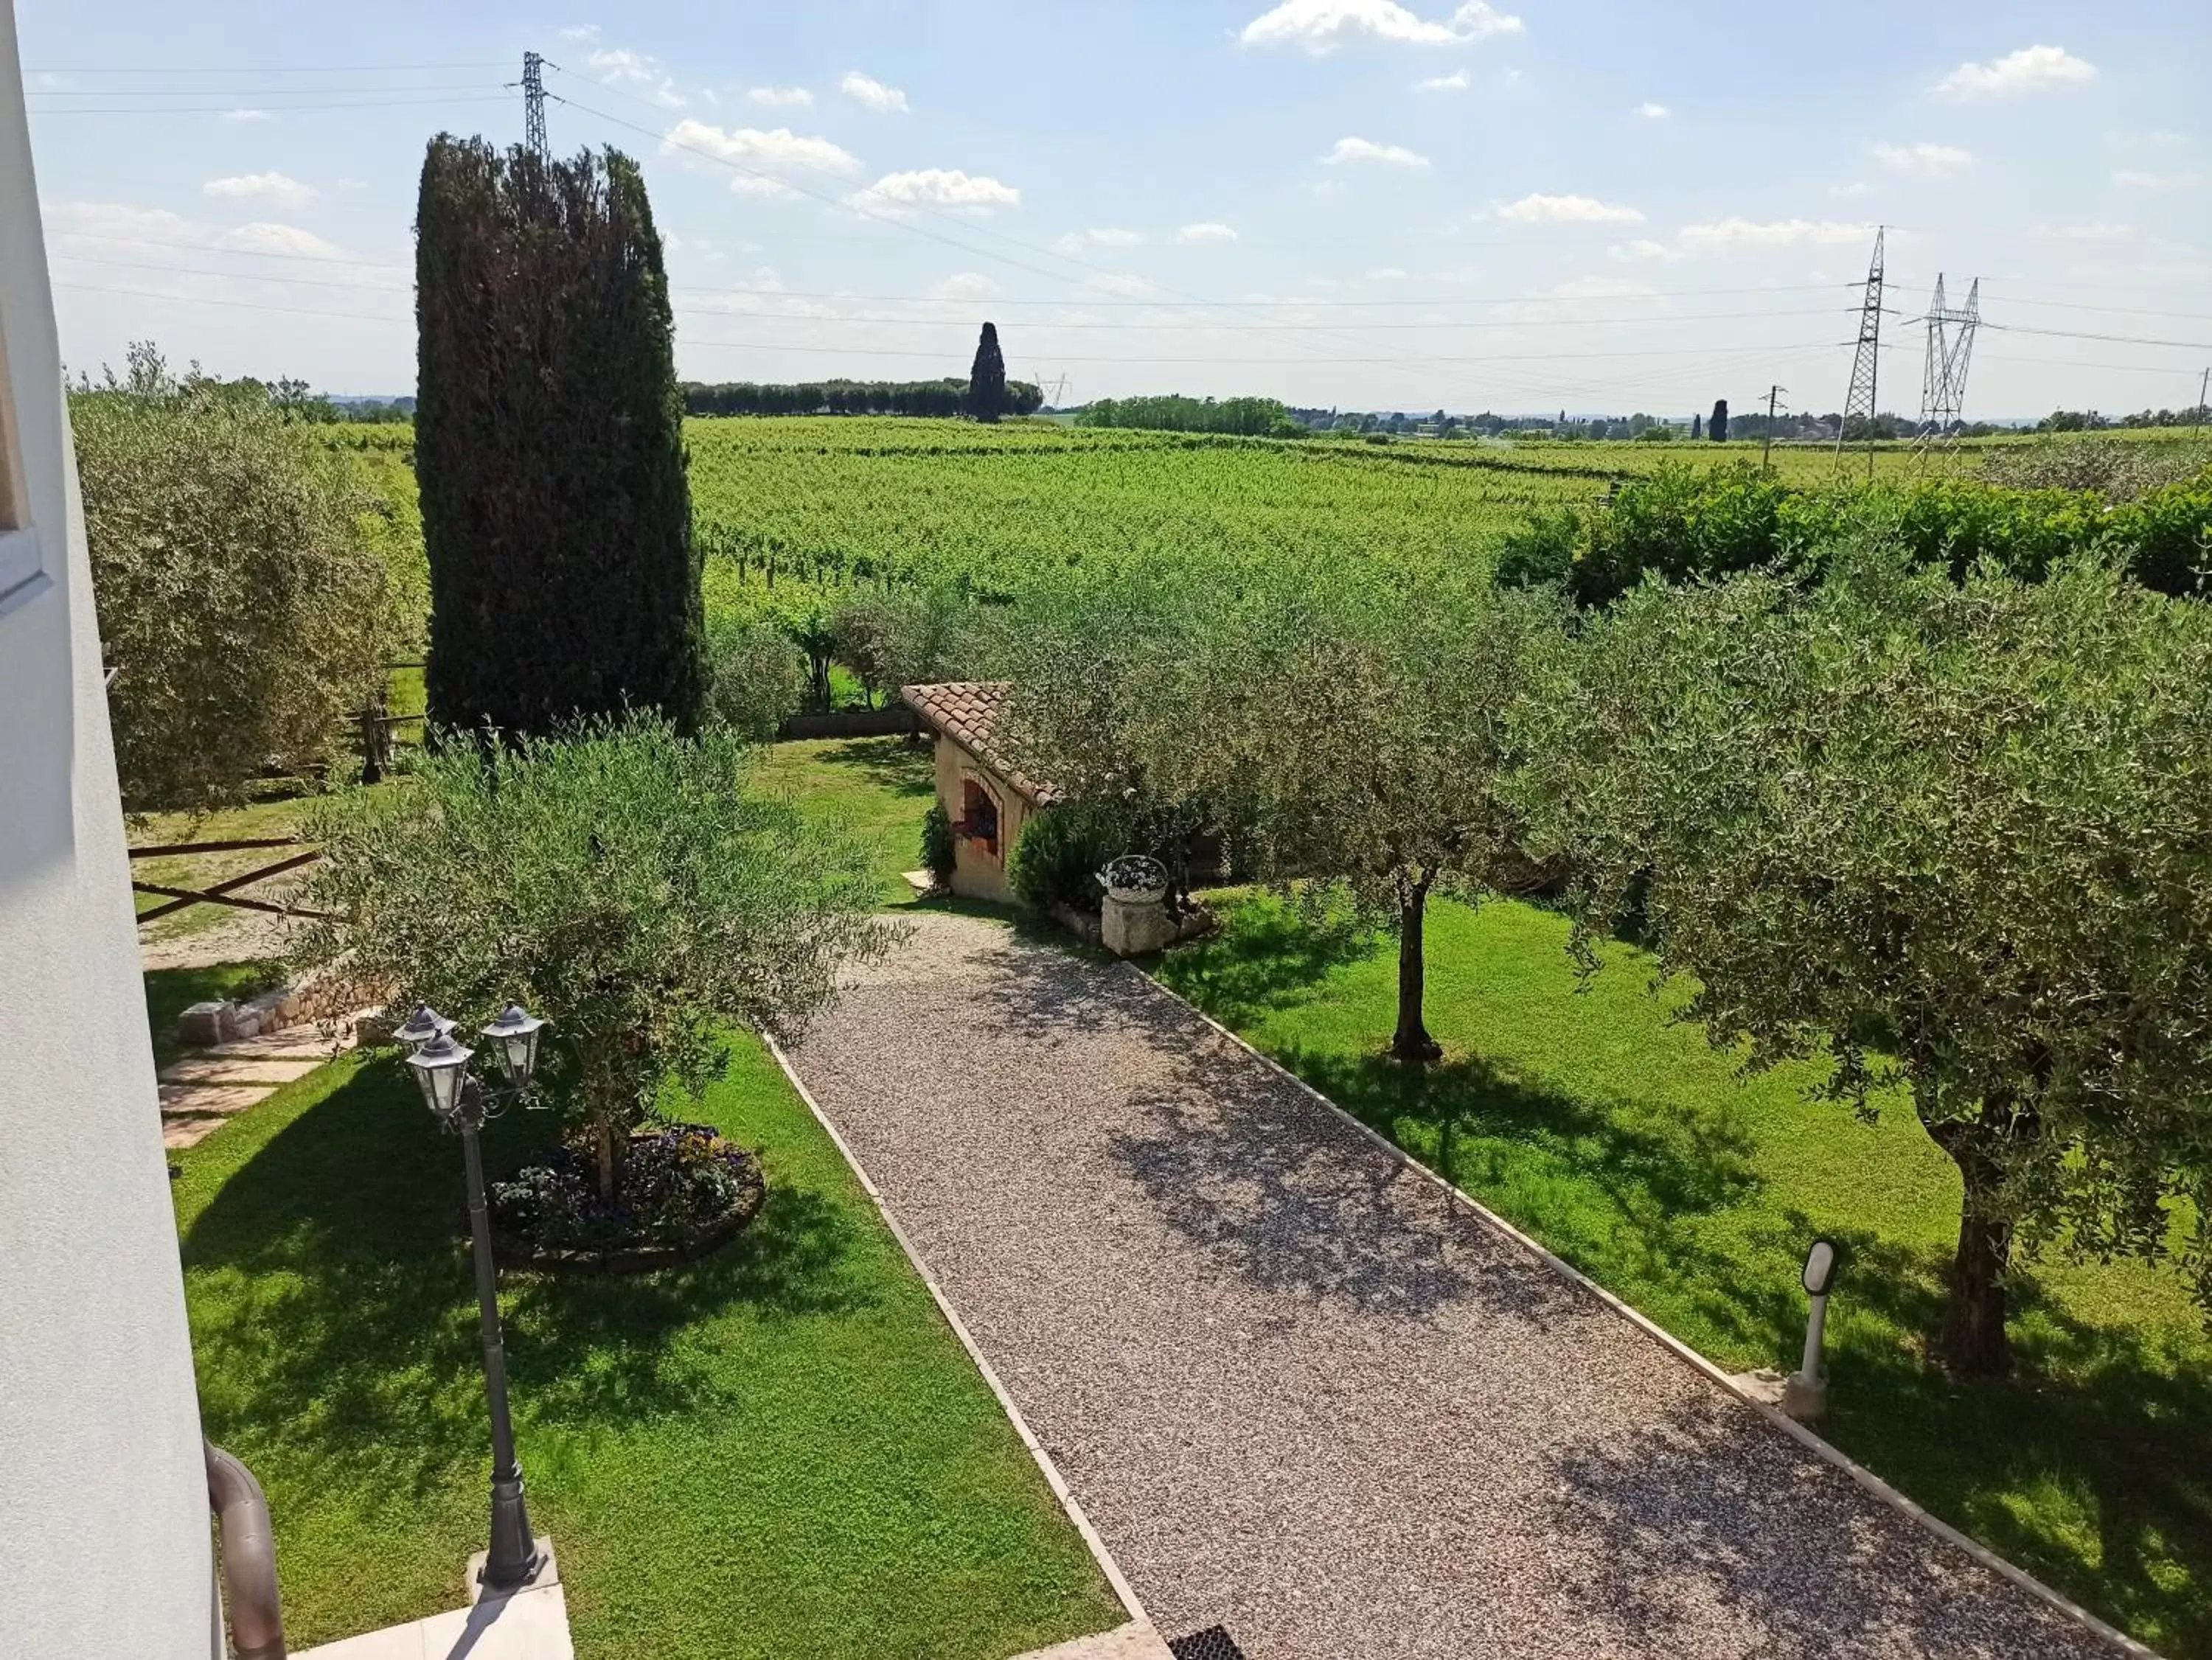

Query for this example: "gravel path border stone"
[790,912,2138,1660]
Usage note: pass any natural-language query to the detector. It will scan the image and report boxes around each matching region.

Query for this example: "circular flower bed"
[489,1121,765,1273]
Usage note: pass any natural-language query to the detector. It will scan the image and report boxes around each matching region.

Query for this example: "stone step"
[160,1055,324,1086]
[195,1030,350,1062]
[1013,1620,1176,1660]
[159,1081,277,1117]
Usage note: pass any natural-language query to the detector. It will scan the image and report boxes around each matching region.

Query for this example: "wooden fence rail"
[129,838,330,925]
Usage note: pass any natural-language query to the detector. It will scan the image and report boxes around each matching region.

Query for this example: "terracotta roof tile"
[901,681,1057,803]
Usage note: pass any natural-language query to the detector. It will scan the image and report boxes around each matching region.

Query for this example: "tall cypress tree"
[416,138,700,738]
[1710,398,1730,442]
[968,321,1007,424]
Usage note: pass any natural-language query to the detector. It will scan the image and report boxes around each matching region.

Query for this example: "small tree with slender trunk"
[996,557,1559,1064]
[1509,548,2212,1376]
[294,715,894,1199]
[968,321,1008,424]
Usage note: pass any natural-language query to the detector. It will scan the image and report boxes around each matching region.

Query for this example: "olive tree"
[294,715,894,1196]
[72,344,397,811]
[1509,549,2212,1375]
[997,557,1559,1059]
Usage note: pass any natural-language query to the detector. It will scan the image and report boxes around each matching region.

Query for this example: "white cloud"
[1177,221,1239,243]
[1549,276,1656,300]
[2033,222,2135,242]
[1240,0,1523,55]
[42,200,192,240]
[556,24,600,41]
[1607,238,1678,262]
[726,176,801,200]
[1829,181,1871,198]
[1324,136,1430,167]
[1366,266,1408,279]
[1497,192,1644,223]
[1676,217,1871,250]
[1085,272,1158,298]
[932,271,1001,300]
[1634,101,1670,119]
[848,168,1020,214]
[1874,142,1975,178]
[1419,69,1471,91]
[748,86,813,108]
[1934,44,2097,97]
[588,47,684,108]
[1088,227,1147,246]
[216,222,345,258]
[218,108,271,124]
[841,72,909,114]
[663,119,862,184]
[2115,169,2203,189]
[203,172,316,211]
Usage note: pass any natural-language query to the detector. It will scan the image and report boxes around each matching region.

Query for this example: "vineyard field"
[328,416,2202,630]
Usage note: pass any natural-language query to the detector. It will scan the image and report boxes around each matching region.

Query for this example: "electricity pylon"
[521,52,549,162]
[1835,226,1885,479]
[1916,273,1981,456]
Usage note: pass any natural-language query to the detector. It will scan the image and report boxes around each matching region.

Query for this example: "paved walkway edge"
[1131,963,2160,1660]
[765,1036,1153,1633]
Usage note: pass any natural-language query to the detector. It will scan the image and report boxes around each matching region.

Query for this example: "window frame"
[0,315,49,619]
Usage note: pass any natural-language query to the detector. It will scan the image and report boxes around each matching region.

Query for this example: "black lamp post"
[398,1001,549,1592]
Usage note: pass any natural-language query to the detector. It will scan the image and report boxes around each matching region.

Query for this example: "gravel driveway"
[790,912,2124,1660]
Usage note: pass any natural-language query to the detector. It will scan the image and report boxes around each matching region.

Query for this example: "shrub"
[415,138,700,738]
[72,343,398,811]
[1492,506,1582,590]
[1009,804,1119,913]
[703,615,805,739]
[921,803,957,886]
[295,714,893,1196]
[491,1123,762,1252]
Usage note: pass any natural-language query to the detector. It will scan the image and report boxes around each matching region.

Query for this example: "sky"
[16,0,2212,419]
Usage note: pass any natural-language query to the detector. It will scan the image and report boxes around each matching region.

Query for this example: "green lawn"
[173,1039,1121,1659]
[1157,890,2212,1660]
[754,736,936,907]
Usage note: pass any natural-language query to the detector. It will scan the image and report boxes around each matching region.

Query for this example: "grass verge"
[754,736,936,907]
[173,1037,1121,1659]
[1156,888,2212,1659]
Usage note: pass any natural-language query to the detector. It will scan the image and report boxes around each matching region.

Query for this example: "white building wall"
[0,3,219,1654]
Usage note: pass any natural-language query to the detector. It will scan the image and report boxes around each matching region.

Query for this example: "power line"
[23,60,512,72]
[51,279,1843,365]
[45,255,1852,332]
[27,94,516,115]
[27,82,510,97]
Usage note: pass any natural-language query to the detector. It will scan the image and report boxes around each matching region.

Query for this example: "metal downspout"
[205,1440,286,1659]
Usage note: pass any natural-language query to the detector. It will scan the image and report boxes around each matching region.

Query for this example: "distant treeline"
[684,377,1044,418]
[1075,394,1298,436]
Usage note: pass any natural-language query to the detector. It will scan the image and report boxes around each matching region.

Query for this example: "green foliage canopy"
[72,343,397,811]
[414,138,700,737]
[1509,551,2212,1373]
[295,715,893,1195]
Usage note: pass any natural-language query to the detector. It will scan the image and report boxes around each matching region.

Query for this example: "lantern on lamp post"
[400,1002,549,1592]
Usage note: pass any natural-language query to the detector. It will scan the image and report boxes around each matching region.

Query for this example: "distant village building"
[902,681,1053,904]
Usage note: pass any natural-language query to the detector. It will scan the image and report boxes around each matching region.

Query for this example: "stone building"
[901,681,1054,904]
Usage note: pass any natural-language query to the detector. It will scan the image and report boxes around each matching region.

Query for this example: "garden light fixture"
[394,1002,455,1050]
[480,1004,547,1089]
[1783,1237,1842,1422]
[392,998,551,1591]
[403,1030,475,1123]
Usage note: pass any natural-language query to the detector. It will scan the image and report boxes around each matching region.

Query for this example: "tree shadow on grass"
[782,735,935,797]
[1152,899,1375,1030]
[181,1059,874,1495]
